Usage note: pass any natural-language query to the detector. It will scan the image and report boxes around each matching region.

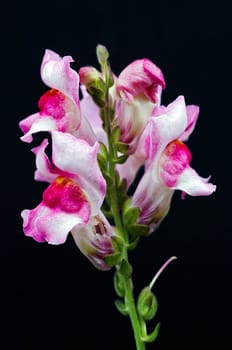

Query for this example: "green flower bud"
[96,44,109,66]
[137,287,158,321]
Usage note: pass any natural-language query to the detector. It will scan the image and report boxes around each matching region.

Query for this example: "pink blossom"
[21,132,114,269]
[19,50,97,145]
[131,96,216,232]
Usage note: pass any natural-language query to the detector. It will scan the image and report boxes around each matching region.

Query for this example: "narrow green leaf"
[115,141,129,154]
[113,154,128,164]
[127,224,150,236]
[111,235,124,252]
[127,236,140,250]
[114,299,128,316]
[104,253,122,267]
[111,126,121,142]
[123,206,140,227]
[114,272,125,297]
[118,259,132,278]
[141,322,161,343]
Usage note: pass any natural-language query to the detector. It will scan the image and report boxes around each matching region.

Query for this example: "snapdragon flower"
[21,131,115,270]
[19,49,96,145]
[131,96,216,232]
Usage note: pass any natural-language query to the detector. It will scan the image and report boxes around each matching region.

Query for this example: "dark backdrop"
[1,0,231,349]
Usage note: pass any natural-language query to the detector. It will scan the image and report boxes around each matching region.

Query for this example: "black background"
[1,0,231,349]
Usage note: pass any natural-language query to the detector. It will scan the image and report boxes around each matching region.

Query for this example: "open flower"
[131,95,216,232]
[19,49,96,145]
[21,131,115,269]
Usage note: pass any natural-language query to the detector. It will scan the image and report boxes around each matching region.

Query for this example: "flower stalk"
[105,75,145,350]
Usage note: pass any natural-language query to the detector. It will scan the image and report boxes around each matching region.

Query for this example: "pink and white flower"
[131,95,216,233]
[19,49,96,145]
[21,131,114,270]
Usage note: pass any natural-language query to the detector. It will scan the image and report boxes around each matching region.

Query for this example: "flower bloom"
[19,49,96,145]
[21,131,115,270]
[131,95,216,233]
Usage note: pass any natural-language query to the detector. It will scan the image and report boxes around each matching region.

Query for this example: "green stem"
[104,83,145,350]
[124,276,146,350]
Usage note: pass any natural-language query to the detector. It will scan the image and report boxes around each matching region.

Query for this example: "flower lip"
[43,176,90,218]
[159,140,192,187]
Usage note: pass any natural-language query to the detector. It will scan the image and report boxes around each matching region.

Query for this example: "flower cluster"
[19,46,216,272]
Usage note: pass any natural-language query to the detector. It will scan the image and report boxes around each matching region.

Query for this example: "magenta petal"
[21,177,91,244]
[117,58,165,103]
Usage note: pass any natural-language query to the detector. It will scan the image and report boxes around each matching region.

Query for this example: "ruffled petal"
[117,58,165,103]
[179,105,200,141]
[172,167,216,196]
[21,205,86,245]
[137,95,188,166]
[51,131,106,214]
[19,49,82,143]
[41,49,80,107]
[32,139,57,183]
[159,140,216,196]
[20,114,56,143]
[21,177,91,244]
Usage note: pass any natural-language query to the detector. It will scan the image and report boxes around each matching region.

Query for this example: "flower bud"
[79,66,102,87]
[79,66,106,108]
[137,287,158,321]
[96,44,109,66]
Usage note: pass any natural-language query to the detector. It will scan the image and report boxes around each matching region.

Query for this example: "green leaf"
[104,253,122,267]
[123,203,140,227]
[118,259,132,278]
[114,300,128,316]
[127,236,140,250]
[127,223,150,236]
[107,68,115,88]
[113,154,128,164]
[141,322,161,343]
[111,126,121,142]
[111,235,124,252]
[97,153,107,171]
[90,93,105,108]
[115,141,129,154]
[114,271,125,297]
